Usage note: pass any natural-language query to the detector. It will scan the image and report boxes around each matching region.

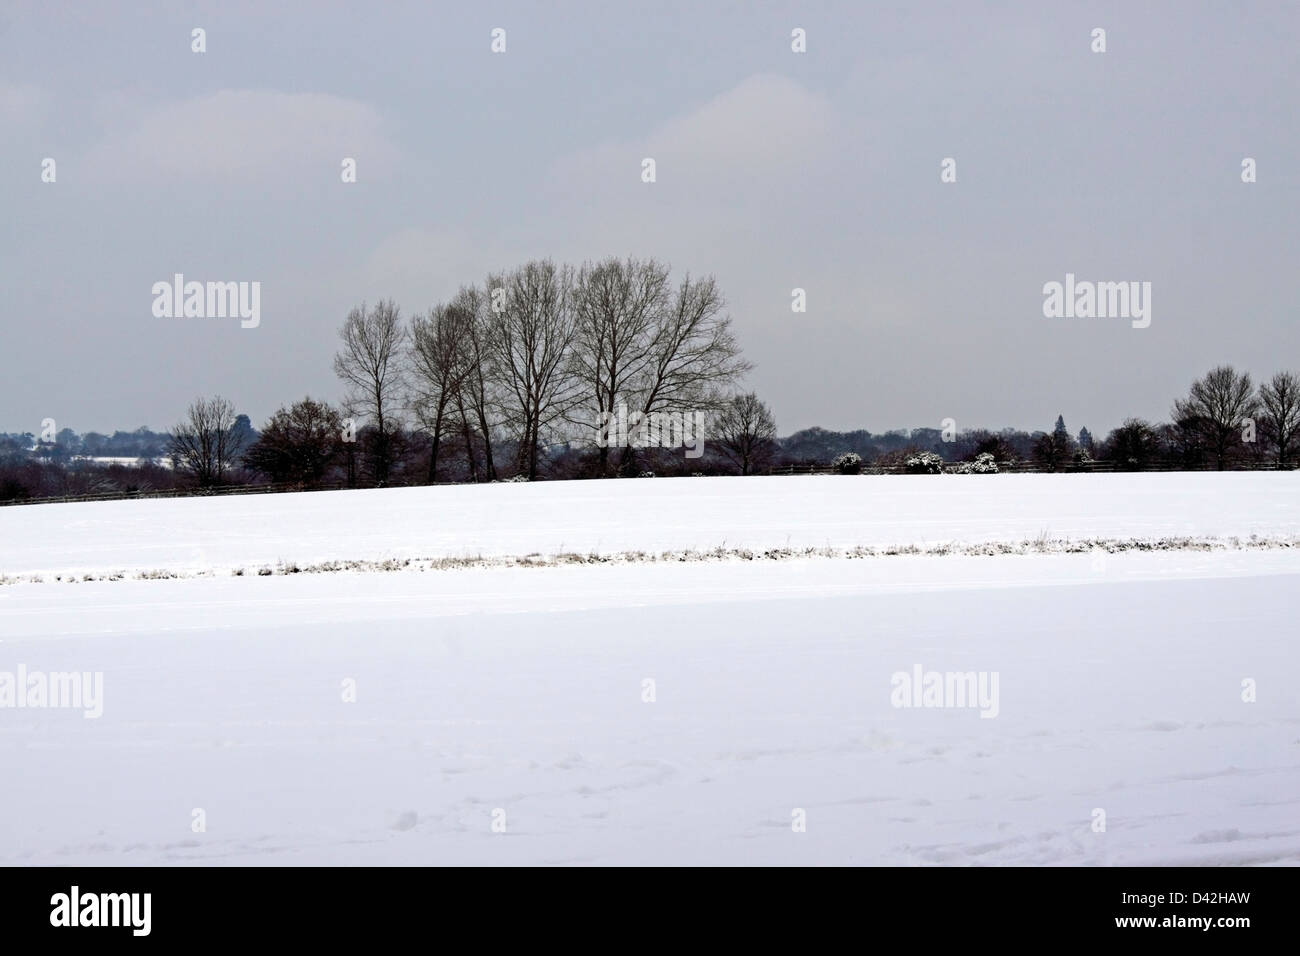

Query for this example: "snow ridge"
[4,533,1297,586]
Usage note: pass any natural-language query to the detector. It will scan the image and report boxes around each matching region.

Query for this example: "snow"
[1,474,1298,865]
[32,456,169,469]
[2,472,1298,579]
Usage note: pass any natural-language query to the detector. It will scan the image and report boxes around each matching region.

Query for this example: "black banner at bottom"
[0,865,1279,943]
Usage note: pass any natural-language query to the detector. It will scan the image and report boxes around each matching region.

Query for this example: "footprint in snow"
[390,811,418,831]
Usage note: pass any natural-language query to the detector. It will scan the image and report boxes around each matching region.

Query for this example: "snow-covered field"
[2,473,1298,578]
[1,474,1298,865]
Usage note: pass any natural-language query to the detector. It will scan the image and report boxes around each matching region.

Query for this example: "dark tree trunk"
[426,403,446,483]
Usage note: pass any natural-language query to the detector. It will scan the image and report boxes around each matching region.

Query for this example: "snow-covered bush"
[505,474,530,483]
[638,471,655,478]
[951,452,998,474]
[832,452,863,475]
[904,451,945,474]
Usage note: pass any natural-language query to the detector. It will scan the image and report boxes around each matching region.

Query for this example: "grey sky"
[2,0,1297,438]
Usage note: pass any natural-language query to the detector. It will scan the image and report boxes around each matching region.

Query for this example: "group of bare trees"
[1171,366,1300,469]
[159,273,1298,493]
[332,257,755,482]
[155,257,766,491]
[161,356,1296,491]
[1077,366,1299,472]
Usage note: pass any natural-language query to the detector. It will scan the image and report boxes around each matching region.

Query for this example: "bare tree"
[339,397,361,487]
[1101,419,1160,471]
[333,300,407,484]
[409,303,473,482]
[570,257,672,475]
[453,284,499,481]
[1259,370,1300,467]
[619,273,752,469]
[169,395,248,487]
[244,397,343,487]
[713,392,778,475]
[488,260,581,479]
[1172,365,1259,470]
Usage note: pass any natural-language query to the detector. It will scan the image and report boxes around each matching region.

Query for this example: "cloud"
[645,73,835,170]
[82,90,400,184]
[359,228,515,308]
[535,72,842,276]
[552,73,837,197]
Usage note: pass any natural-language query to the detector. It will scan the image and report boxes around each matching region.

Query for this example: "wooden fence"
[0,481,354,508]
[770,460,1296,476]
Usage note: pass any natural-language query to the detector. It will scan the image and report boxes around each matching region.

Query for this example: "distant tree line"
[0,426,172,461]
[2,293,1296,503]
[778,367,1298,473]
